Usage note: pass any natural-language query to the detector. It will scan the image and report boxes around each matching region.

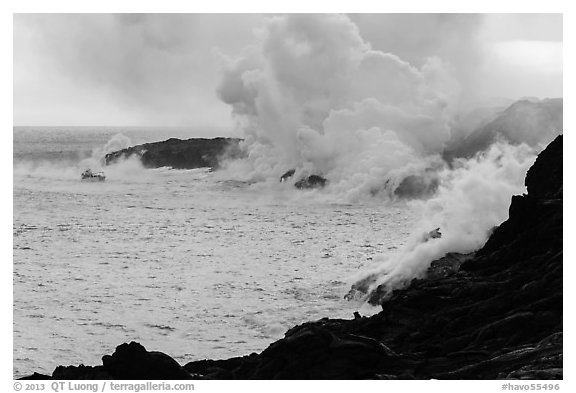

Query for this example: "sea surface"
[13,126,417,378]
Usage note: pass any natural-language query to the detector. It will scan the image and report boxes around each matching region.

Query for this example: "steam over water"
[214,14,557,302]
[13,127,417,377]
[13,15,562,378]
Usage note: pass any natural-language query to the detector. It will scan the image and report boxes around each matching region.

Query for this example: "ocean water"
[13,127,417,378]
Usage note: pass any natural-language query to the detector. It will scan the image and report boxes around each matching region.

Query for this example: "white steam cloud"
[216,14,561,301]
[350,142,537,299]
[90,133,133,165]
[217,14,459,195]
[14,133,146,183]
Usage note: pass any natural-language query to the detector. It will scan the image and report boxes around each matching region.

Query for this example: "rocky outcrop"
[104,137,244,169]
[279,170,328,189]
[280,169,296,182]
[21,136,562,380]
[38,342,194,380]
[294,175,327,189]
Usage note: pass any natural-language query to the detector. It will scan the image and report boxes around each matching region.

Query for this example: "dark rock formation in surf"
[280,169,296,182]
[279,170,327,189]
[21,135,562,380]
[294,175,327,189]
[104,137,244,170]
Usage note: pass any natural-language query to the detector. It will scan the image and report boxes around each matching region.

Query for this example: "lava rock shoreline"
[104,137,244,169]
[22,135,562,380]
[104,137,329,190]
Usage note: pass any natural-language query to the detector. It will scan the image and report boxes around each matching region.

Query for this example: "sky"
[13,13,562,128]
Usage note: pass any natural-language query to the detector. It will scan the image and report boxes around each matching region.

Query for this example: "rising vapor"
[215,14,563,301]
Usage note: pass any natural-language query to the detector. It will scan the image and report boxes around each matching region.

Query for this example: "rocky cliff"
[22,135,562,380]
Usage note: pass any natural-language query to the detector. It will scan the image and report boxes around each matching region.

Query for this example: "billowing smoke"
[216,14,562,300]
[217,14,459,194]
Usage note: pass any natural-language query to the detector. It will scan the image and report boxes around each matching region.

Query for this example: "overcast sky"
[13,13,562,128]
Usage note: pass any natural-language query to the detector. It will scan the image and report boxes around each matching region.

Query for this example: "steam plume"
[217,14,460,196]
[216,14,562,301]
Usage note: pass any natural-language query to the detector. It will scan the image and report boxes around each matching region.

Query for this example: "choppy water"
[13,127,416,378]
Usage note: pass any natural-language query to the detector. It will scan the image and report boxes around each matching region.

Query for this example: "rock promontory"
[104,137,244,170]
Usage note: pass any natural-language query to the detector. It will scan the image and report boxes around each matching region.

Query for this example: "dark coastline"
[21,135,563,380]
[104,137,244,170]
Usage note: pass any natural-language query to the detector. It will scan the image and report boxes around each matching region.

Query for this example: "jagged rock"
[425,252,474,280]
[525,134,562,200]
[52,364,110,380]
[294,175,327,189]
[104,137,244,169]
[280,169,296,182]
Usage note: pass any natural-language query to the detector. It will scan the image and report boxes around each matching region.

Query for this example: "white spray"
[14,133,146,182]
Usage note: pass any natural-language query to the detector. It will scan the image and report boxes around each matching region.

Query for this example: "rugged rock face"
[104,137,244,169]
[21,136,562,380]
[279,170,328,189]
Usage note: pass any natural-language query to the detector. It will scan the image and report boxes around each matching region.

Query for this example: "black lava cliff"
[104,137,244,169]
[22,135,562,380]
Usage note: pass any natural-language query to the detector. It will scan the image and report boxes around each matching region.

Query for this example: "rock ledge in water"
[294,175,327,189]
[105,137,244,170]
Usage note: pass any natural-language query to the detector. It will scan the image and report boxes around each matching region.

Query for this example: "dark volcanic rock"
[294,175,327,189]
[280,170,327,189]
[22,136,562,380]
[105,137,244,170]
[363,252,475,305]
[52,364,110,380]
[280,169,296,182]
[184,135,563,379]
[525,134,562,200]
[101,342,193,380]
[24,342,193,380]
